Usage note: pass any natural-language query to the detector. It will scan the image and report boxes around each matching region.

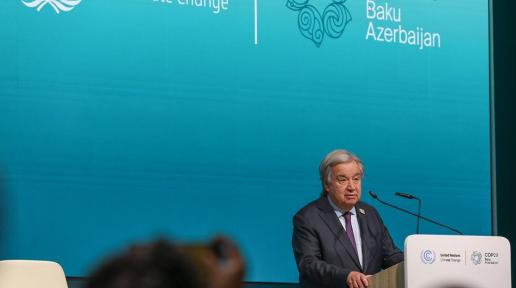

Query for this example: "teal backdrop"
[0,0,491,282]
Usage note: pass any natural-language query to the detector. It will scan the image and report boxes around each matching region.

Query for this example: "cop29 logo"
[286,0,352,47]
[420,249,436,264]
[22,0,81,13]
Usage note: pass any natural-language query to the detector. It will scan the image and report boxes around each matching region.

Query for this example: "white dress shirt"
[327,196,363,268]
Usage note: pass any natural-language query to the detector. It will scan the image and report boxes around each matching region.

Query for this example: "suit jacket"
[292,197,403,288]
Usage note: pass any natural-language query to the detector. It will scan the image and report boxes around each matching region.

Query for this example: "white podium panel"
[404,235,511,288]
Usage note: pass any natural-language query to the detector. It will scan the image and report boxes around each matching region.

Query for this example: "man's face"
[325,161,363,211]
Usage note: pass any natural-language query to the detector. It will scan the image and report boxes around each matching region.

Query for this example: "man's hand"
[346,271,369,288]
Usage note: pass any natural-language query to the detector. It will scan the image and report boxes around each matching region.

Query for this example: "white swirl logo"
[471,251,482,265]
[420,249,436,264]
[22,0,81,14]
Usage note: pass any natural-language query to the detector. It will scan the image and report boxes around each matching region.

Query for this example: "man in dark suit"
[292,150,403,288]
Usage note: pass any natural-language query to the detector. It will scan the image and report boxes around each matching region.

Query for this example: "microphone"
[368,191,463,235]
[395,192,422,234]
[394,192,417,199]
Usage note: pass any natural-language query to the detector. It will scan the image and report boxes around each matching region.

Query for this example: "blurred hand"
[203,237,245,288]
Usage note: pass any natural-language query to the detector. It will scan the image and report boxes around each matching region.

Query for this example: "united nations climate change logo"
[471,251,482,265]
[420,249,436,264]
[21,0,81,13]
[286,0,352,47]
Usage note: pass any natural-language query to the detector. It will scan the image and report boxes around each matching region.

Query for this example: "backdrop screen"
[0,0,491,282]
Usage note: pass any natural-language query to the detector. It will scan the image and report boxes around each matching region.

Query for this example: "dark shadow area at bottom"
[67,277,299,288]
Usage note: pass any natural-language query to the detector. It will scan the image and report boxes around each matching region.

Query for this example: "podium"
[368,235,511,288]
[368,262,404,288]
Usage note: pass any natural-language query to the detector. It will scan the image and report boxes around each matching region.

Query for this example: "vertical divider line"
[254,0,258,45]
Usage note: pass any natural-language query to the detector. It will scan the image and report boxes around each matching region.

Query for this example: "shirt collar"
[327,196,356,217]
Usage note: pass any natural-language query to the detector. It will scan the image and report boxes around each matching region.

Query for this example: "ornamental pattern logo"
[286,0,352,47]
[471,251,482,265]
[22,0,81,13]
[420,249,436,264]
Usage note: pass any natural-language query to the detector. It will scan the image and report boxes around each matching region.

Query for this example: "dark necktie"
[344,211,357,253]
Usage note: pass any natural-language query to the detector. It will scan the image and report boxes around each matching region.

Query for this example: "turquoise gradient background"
[0,0,490,282]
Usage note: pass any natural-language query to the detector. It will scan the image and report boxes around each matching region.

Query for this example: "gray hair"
[319,149,364,195]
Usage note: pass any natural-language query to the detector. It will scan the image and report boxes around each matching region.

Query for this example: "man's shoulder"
[294,197,327,217]
[294,198,379,215]
[356,201,380,214]
[295,198,320,214]
[356,200,376,211]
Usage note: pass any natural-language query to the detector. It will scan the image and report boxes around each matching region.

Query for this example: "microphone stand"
[369,191,463,235]
[395,192,422,234]
[416,196,421,234]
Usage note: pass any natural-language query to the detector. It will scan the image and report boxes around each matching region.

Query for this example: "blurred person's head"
[86,240,202,288]
[86,237,245,288]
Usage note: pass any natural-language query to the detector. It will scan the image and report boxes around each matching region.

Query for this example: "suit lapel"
[316,197,362,270]
[356,203,371,272]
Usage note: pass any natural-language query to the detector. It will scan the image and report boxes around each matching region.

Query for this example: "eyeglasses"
[335,176,362,186]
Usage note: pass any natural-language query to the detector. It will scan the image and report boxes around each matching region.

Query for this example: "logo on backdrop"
[471,251,482,265]
[286,0,352,47]
[420,249,436,264]
[21,0,81,13]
